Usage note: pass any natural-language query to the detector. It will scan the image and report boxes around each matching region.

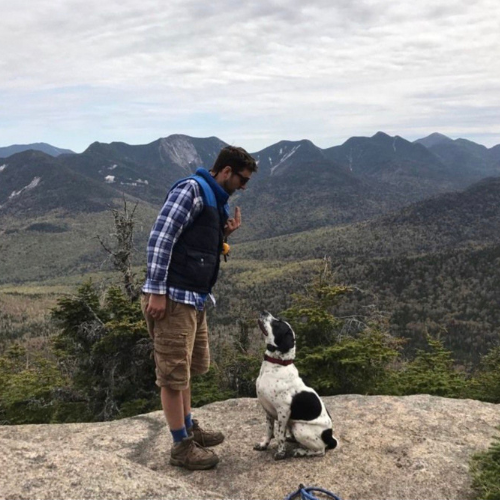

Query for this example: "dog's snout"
[257,318,268,336]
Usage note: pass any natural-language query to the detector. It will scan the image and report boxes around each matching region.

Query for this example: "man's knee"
[191,363,210,376]
[191,349,210,376]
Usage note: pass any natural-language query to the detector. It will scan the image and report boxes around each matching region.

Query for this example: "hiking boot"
[188,418,225,447]
[170,436,219,470]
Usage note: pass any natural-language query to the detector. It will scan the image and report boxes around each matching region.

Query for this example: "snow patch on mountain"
[9,177,41,199]
[271,145,301,175]
[105,175,115,183]
[0,164,7,172]
[120,179,149,187]
[346,150,354,172]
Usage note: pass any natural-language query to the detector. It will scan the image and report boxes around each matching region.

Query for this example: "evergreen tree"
[282,260,402,395]
[390,334,466,397]
[471,427,500,500]
[295,327,401,395]
[467,345,500,403]
[0,344,68,424]
[52,282,157,421]
[282,259,350,350]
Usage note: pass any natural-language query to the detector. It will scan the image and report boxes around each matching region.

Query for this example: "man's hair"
[212,146,258,174]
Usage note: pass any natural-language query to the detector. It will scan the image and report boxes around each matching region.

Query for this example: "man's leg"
[161,386,185,430]
[162,385,200,443]
[182,387,191,419]
[142,294,218,469]
[182,386,194,430]
[187,309,225,447]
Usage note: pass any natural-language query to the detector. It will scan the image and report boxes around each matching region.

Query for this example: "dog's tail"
[321,429,338,450]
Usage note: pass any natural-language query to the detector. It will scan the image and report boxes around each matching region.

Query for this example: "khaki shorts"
[141,293,210,390]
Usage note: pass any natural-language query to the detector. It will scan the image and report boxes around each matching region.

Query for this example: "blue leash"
[284,484,342,500]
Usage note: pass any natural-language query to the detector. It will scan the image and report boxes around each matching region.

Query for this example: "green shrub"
[296,327,401,395]
[52,281,157,421]
[390,335,467,397]
[118,398,160,419]
[471,428,500,500]
[50,401,92,423]
[467,346,500,403]
[282,261,402,395]
[0,344,68,424]
[191,366,234,408]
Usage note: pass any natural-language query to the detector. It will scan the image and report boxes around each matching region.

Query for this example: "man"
[141,145,257,470]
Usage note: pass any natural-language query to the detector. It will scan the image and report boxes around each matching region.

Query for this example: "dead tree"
[97,198,140,301]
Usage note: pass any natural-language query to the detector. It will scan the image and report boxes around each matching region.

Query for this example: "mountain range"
[0,143,75,158]
[2,131,500,362]
[221,174,500,362]
[0,131,499,284]
[415,132,500,179]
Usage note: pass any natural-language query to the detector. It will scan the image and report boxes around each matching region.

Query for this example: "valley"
[1,131,500,365]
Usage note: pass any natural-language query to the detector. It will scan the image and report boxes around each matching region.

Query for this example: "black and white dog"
[254,311,338,460]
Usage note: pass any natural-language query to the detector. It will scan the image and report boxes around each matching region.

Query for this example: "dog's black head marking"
[272,319,295,354]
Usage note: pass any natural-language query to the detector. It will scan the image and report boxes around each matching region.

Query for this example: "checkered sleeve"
[143,179,203,294]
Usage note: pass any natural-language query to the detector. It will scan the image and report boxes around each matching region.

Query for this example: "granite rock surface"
[1,395,499,500]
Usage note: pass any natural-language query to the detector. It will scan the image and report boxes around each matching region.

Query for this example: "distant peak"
[282,139,317,148]
[372,131,392,141]
[414,133,453,148]
[0,142,75,158]
[269,138,318,149]
[429,132,451,139]
[162,134,192,141]
[161,134,222,142]
[84,141,106,153]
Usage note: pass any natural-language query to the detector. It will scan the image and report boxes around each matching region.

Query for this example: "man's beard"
[222,180,235,195]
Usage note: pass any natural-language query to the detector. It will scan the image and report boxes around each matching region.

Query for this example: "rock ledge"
[1,395,499,500]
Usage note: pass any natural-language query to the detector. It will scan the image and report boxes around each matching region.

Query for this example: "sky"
[1,0,499,153]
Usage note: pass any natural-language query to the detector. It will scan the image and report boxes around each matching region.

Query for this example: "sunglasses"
[234,172,251,185]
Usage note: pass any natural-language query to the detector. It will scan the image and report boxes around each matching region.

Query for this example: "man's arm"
[143,180,202,320]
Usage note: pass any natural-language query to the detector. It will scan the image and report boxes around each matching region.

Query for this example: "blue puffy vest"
[166,174,227,294]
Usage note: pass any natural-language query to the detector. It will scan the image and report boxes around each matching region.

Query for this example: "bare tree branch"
[97,196,140,301]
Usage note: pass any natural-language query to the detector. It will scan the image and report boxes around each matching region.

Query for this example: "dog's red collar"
[264,354,294,366]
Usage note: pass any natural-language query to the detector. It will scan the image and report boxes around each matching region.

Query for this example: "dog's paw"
[274,450,287,460]
[292,448,306,458]
[292,447,326,458]
[253,443,268,451]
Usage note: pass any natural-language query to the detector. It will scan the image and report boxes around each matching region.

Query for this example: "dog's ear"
[274,322,295,354]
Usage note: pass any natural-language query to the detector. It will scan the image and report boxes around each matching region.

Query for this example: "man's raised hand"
[225,206,241,237]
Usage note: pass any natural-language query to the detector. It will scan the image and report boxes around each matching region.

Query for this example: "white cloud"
[0,0,499,151]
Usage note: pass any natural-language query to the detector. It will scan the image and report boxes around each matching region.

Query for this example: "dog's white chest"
[256,364,302,415]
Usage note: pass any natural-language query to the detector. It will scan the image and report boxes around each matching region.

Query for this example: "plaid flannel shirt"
[142,178,213,311]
